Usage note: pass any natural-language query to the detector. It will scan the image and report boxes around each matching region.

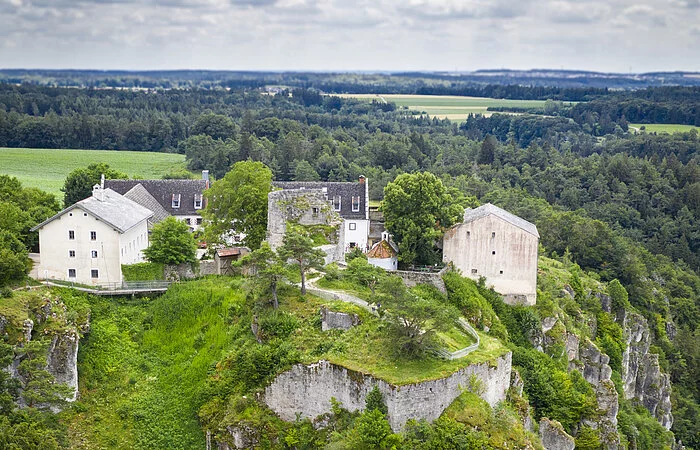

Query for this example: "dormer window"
[351,196,360,212]
[172,194,181,208]
[194,194,203,209]
[322,187,328,199]
[333,195,341,211]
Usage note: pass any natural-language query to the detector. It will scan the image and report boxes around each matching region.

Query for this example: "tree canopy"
[381,172,464,266]
[143,217,198,265]
[202,161,273,250]
[61,163,127,206]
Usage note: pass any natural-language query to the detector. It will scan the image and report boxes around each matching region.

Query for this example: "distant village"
[31,172,539,305]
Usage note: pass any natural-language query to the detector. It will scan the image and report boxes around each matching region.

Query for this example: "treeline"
[567,86,700,128]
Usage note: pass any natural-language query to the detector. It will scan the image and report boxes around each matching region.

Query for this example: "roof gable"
[105,179,207,216]
[462,203,539,238]
[31,188,153,233]
[124,183,171,224]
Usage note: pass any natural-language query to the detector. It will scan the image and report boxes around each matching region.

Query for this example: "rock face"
[1,294,87,409]
[620,310,673,429]
[264,353,512,431]
[46,330,80,402]
[579,340,620,450]
[539,418,575,450]
[319,307,360,331]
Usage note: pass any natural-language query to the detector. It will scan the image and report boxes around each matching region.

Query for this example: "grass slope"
[629,123,700,134]
[0,147,186,199]
[68,278,247,449]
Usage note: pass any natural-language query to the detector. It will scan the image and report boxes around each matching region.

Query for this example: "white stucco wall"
[443,215,538,305]
[118,223,149,266]
[368,256,397,270]
[37,209,149,286]
[343,219,369,252]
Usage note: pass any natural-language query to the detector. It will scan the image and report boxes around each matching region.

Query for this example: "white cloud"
[0,0,698,72]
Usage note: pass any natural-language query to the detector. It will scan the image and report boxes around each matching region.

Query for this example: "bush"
[122,262,165,281]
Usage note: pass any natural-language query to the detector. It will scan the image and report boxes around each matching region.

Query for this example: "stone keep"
[442,203,539,305]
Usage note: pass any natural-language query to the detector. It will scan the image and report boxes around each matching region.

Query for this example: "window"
[333,195,341,211]
[196,218,202,225]
[492,250,496,255]
[471,269,478,274]
[194,194,203,209]
[91,250,98,258]
[466,231,471,238]
[351,196,360,212]
[312,207,319,218]
[499,270,504,275]
[68,269,76,278]
[69,250,76,257]
[91,269,99,278]
[68,230,75,240]
[491,232,496,238]
[349,222,356,231]
[90,231,97,240]
[172,193,181,208]
[83,212,87,217]
[69,213,73,217]
[185,218,191,225]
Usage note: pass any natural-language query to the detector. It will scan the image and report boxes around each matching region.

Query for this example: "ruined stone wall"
[267,189,338,251]
[392,268,447,294]
[263,353,512,431]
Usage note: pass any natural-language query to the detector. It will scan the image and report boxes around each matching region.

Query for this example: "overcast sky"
[1,0,699,73]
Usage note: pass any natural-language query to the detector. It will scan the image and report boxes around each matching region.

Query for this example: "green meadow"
[629,123,700,134]
[0,147,186,200]
[337,93,552,122]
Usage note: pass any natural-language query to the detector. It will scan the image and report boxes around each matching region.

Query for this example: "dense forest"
[0,80,699,447]
[3,68,700,90]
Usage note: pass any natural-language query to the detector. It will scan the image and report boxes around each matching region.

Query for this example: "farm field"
[336,93,553,122]
[0,147,186,200]
[628,123,700,134]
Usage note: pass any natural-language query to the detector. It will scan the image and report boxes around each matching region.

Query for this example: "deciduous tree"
[61,163,127,206]
[143,217,197,265]
[202,160,273,250]
[381,172,463,266]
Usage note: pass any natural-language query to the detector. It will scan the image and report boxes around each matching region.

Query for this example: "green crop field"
[0,147,187,200]
[629,123,700,134]
[337,93,555,122]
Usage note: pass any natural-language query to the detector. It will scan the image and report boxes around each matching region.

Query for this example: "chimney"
[202,170,210,188]
[93,184,104,202]
[100,173,105,189]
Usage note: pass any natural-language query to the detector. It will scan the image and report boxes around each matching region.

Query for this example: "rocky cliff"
[264,353,512,431]
[619,309,673,429]
[0,290,88,409]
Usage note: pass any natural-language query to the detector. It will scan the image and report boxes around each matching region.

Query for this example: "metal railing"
[97,281,172,291]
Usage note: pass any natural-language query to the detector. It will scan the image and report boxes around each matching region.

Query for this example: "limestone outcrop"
[319,306,360,331]
[1,292,88,409]
[579,339,620,449]
[539,418,575,450]
[264,353,512,431]
[619,309,673,429]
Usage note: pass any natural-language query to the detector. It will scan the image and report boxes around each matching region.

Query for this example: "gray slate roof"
[273,181,367,220]
[123,183,171,225]
[105,179,207,216]
[31,188,153,233]
[462,203,539,238]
